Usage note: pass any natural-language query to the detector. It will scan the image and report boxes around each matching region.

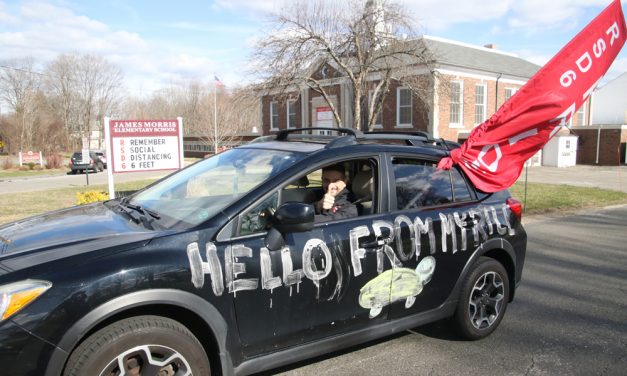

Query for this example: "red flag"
[438,0,627,192]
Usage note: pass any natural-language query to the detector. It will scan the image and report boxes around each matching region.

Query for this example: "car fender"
[446,238,517,306]
[45,288,233,376]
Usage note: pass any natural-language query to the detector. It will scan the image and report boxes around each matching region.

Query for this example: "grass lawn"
[1,179,626,225]
[510,181,627,215]
[0,168,70,179]
[0,179,156,225]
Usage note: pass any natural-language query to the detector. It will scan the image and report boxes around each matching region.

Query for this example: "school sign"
[103,117,184,198]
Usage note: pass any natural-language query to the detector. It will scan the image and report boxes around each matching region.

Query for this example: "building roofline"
[422,35,520,58]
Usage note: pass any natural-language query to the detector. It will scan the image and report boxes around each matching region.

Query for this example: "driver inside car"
[314,164,358,222]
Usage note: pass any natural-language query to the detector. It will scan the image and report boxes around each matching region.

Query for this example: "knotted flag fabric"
[438,0,627,192]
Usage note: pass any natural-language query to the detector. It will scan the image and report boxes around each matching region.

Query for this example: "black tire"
[63,315,211,376]
[453,257,509,340]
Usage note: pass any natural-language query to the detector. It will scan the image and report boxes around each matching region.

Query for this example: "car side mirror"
[265,202,315,251]
[273,202,315,233]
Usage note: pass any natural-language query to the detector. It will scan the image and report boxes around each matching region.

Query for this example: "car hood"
[0,203,159,271]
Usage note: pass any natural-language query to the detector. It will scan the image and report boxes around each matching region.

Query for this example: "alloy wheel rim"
[99,344,192,376]
[468,271,505,330]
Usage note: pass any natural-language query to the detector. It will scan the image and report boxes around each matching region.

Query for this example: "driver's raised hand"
[322,180,346,210]
[328,180,346,196]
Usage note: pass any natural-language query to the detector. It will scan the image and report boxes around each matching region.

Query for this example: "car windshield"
[127,147,302,228]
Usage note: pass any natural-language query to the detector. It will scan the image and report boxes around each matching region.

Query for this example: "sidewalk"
[516,165,627,193]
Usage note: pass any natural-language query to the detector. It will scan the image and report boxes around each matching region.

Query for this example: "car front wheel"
[63,315,211,376]
[453,257,509,340]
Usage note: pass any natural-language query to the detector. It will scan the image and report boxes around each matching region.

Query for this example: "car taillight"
[69,160,73,166]
[89,158,94,165]
[507,198,523,221]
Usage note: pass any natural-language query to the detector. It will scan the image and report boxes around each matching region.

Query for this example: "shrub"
[19,165,29,171]
[1,158,14,170]
[27,162,36,170]
[76,191,109,205]
[45,153,64,169]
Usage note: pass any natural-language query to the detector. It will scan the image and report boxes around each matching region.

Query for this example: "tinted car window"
[71,152,97,162]
[451,168,473,202]
[393,158,452,210]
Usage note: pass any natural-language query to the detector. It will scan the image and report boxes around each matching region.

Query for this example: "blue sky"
[1,0,626,96]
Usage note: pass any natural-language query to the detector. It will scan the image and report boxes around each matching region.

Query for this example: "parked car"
[94,151,107,169]
[69,151,104,173]
[0,128,526,375]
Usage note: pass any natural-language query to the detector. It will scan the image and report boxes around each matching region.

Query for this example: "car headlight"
[0,280,51,322]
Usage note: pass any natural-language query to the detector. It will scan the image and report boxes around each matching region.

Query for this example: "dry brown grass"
[0,179,156,225]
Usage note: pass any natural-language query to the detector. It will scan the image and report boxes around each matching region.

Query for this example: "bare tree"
[119,81,258,154]
[0,58,41,151]
[251,0,436,131]
[183,83,257,152]
[45,54,123,149]
[44,54,80,137]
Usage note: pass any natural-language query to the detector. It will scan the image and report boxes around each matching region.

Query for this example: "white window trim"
[287,100,297,129]
[368,90,383,128]
[396,87,412,128]
[449,81,464,129]
[270,101,279,130]
[474,83,487,126]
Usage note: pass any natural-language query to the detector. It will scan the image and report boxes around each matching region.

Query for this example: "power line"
[0,64,47,77]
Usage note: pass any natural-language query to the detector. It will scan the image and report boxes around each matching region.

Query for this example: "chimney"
[484,43,497,49]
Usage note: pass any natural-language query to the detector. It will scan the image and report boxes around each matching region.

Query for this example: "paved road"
[261,206,627,376]
[2,165,625,195]
[0,170,170,194]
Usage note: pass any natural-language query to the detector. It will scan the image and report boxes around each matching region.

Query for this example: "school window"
[449,81,462,125]
[270,101,279,130]
[287,100,297,128]
[504,87,516,102]
[576,105,586,126]
[475,84,487,125]
[396,88,412,127]
[368,90,383,128]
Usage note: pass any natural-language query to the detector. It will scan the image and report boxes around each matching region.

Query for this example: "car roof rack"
[275,127,363,141]
[272,127,455,151]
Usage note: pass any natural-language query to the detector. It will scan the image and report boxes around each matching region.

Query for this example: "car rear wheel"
[63,315,211,376]
[453,257,509,340]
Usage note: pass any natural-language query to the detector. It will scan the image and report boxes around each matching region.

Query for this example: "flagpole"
[214,76,218,154]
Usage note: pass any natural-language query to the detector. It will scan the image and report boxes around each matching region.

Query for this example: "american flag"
[214,75,224,88]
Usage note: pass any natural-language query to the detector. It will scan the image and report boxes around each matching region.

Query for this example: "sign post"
[104,118,184,199]
[104,117,114,199]
[82,146,90,186]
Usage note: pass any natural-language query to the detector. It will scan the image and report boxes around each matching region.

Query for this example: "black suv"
[69,151,104,174]
[0,129,526,376]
